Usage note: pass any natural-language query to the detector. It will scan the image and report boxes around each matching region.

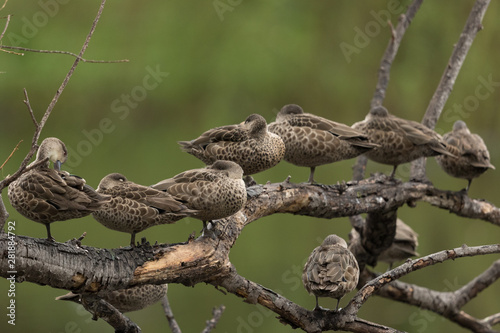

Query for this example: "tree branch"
[201,305,226,333]
[213,265,400,333]
[358,258,500,332]
[0,140,22,172]
[161,292,182,333]
[80,295,141,333]
[2,177,499,290]
[344,243,500,320]
[370,0,423,108]
[0,45,129,63]
[1,177,499,332]
[410,0,491,180]
[0,13,10,42]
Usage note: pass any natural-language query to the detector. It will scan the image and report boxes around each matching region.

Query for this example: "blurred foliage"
[1,1,500,332]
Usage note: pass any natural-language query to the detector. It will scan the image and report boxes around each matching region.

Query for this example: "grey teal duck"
[179,113,285,176]
[151,160,247,229]
[352,106,456,178]
[435,120,495,193]
[92,173,196,246]
[8,137,108,241]
[378,218,419,269]
[302,234,359,310]
[56,284,168,313]
[268,104,378,183]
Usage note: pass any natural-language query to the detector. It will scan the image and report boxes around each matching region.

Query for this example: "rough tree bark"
[1,0,498,332]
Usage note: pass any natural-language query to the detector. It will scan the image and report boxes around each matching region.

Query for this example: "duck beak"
[54,160,62,171]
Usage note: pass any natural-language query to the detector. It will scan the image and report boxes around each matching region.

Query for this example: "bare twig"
[0,0,8,12]
[359,259,500,332]
[344,243,500,316]
[0,140,22,171]
[161,294,182,333]
[23,89,38,126]
[201,305,226,333]
[370,0,423,108]
[80,295,141,333]
[410,0,491,180]
[480,313,500,328]
[0,45,129,63]
[0,194,8,234]
[0,14,10,42]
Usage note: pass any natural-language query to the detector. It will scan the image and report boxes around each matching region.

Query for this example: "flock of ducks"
[7,104,494,312]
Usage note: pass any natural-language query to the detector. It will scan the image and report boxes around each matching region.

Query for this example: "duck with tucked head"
[8,137,109,241]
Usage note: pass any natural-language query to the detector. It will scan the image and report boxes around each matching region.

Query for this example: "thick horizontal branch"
[1,176,499,293]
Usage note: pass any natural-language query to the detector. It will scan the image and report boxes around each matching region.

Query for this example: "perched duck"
[378,219,419,269]
[179,113,285,176]
[56,284,168,313]
[8,137,108,241]
[302,234,359,311]
[436,120,495,193]
[352,106,455,178]
[151,160,247,229]
[268,104,378,183]
[92,173,196,246]
[349,218,419,270]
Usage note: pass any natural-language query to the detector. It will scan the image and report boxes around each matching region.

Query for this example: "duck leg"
[45,224,55,242]
[308,167,316,184]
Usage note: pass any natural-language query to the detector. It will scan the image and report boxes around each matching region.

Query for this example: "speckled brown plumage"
[56,284,168,313]
[302,235,359,310]
[268,104,378,183]
[436,120,495,193]
[179,113,285,176]
[352,106,456,177]
[7,137,108,241]
[92,173,196,246]
[151,160,247,228]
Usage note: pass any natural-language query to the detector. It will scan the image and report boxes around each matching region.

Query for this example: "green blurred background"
[1,1,499,332]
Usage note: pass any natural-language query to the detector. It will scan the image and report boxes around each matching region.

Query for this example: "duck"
[302,234,359,311]
[435,120,495,193]
[179,113,285,176]
[8,137,108,241]
[352,106,456,178]
[92,173,196,246]
[151,160,247,230]
[268,104,378,183]
[56,284,168,313]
